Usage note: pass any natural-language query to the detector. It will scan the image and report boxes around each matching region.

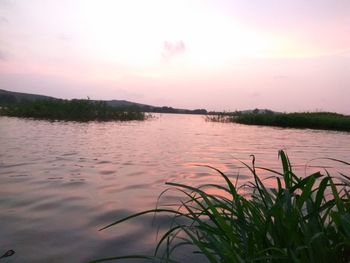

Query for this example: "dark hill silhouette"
[0,89,207,115]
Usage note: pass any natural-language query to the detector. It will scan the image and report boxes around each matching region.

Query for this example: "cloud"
[58,33,73,41]
[0,50,7,60]
[0,0,13,9]
[273,75,288,79]
[0,16,8,23]
[162,40,186,59]
[250,92,261,98]
[338,49,350,57]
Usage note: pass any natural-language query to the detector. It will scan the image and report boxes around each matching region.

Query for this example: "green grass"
[236,112,350,132]
[0,99,145,121]
[92,151,350,263]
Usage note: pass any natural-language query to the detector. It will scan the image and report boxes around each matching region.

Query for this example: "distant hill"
[105,99,150,108]
[0,89,56,104]
[0,89,207,115]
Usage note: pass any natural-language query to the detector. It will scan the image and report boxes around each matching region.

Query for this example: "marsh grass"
[205,114,237,123]
[236,112,350,132]
[93,151,350,262]
[0,99,145,121]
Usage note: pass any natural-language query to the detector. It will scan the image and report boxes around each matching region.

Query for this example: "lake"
[0,114,349,262]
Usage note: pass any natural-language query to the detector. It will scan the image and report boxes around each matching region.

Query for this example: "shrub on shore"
[0,99,145,121]
[93,151,350,262]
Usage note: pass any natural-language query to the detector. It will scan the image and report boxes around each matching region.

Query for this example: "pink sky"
[0,0,349,113]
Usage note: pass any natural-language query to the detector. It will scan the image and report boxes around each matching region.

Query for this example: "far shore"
[0,99,145,122]
[206,111,350,132]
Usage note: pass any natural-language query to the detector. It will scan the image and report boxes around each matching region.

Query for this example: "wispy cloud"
[338,49,350,57]
[273,75,288,79]
[0,0,13,9]
[0,50,7,60]
[0,16,8,23]
[250,92,261,98]
[58,33,73,41]
[162,41,186,60]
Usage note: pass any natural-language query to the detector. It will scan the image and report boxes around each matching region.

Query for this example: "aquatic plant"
[205,114,237,123]
[236,112,350,132]
[92,151,350,262]
[0,99,145,121]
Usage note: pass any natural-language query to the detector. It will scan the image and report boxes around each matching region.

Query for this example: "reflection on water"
[0,114,349,262]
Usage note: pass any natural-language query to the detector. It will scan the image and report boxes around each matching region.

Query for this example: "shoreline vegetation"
[0,99,145,121]
[0,89,207,116]
[1,89,350,131]
[93,151,350,263]
[206,110,350,132]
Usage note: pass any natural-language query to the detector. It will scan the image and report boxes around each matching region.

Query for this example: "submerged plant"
[92,151,350,262]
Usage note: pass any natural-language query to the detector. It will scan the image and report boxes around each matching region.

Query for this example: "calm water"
[0,114,349,262]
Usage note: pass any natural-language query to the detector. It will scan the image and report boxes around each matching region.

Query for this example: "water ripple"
[0,114,349,262]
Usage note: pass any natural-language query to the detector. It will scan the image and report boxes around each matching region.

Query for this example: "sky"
[0,0,349,113]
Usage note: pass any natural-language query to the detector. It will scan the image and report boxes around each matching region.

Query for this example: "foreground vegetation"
[93,151,350,263]
[0,99,145,121]
[207,111,350,132]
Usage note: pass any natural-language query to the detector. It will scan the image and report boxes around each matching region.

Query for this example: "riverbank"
[207,112,350,132]
[0,99,145,121]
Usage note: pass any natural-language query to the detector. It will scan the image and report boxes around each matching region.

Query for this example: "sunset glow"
[0,0,349,113]
[1,2,350,261]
